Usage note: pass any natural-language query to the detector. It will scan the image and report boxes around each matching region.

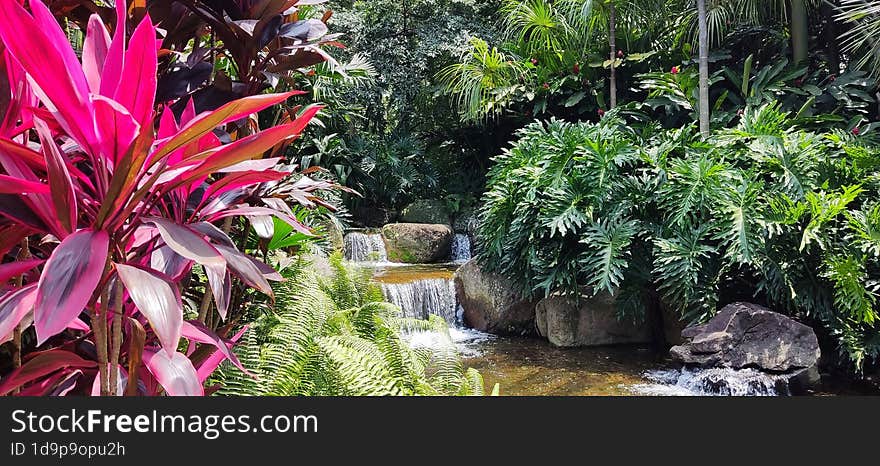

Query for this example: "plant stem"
[697,0,710,136]
[94,285,110,396]
[11,237,30,394]
[608,2,617,109]
[108,279,124,396]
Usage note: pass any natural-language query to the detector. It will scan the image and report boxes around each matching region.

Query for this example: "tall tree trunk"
[821,0,840,74]
[791,0,809,64]
[697,0,710,136]
[609,2,617,109]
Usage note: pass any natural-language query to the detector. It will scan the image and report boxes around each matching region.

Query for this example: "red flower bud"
[617,50,624,58]
[542,82,550,90]
[531,58,538,65]
[573,63,580,74]
[852,127,861,135]
[598,109,606,117]
[671,66,680,75]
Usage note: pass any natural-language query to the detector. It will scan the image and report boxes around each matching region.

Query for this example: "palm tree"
[697,0,710,135]
[790,0,809,64]
[837,0,880,78]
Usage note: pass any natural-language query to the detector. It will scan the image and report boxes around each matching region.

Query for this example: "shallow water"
[460,335,670,396]
[360,262,880,396]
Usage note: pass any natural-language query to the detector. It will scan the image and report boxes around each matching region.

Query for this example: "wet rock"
[381,223,453,263]
[670,302,820,373]
[399,200,451,225]
[453,259,536,335]
[535,293,652,347]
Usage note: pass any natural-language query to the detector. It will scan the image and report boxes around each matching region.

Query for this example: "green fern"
[212,254,489,396]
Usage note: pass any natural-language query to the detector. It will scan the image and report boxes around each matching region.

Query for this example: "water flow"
[381,278,458,324]
[632,367,789,396]
[449,233,472,262]
[344,232,387,262]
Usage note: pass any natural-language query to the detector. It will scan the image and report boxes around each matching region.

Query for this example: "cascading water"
[380,278,458,324]
[632,367,790,396]
[449,233,472,262]
[344,232,387,262]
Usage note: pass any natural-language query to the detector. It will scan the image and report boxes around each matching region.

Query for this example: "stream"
[345,232,877,396]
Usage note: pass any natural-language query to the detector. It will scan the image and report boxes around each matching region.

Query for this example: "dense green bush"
[212,254,490,395]
[477,105,880,370]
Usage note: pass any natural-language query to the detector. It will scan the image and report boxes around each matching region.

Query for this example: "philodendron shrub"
[0,1,324,395]
[477,105,880,370]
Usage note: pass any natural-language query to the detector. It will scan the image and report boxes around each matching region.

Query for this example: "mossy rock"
[399,199,451,225]
[381,223,453,263]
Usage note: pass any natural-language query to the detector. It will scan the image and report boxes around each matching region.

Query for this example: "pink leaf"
[196,326,248,383]
[113,14,157,131]
[34,229,110,345]
[82,14,111,94]
[0,285,37,343]
[205,265,231,320]
[100,0,127,97]
[142,349,204,396]
[152,92,301,162]
[0,349,97,396]
[181,320,252,375]
[0,259,44,284]
[169,107,321,189]
[150,245,193,280]
[115,264,183,356]
[0,175,49,194]
[67,317,90,332]
[0,0,98,155]
[35,120,78,235]
[92,95,140,164]
[145,218,226,268]
[216,245,274,297]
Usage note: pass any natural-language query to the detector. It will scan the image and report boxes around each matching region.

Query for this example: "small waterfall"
[633,367,790,396]
[449,234,472,262]
[381,278,458,324]
[344,232,387,262]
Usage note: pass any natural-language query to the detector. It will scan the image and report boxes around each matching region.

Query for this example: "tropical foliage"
[477,105,880,369]
[213,255,491,396]
[0,0,331,396]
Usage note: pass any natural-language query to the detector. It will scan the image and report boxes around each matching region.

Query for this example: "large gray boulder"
[399,200,451,225]
[454,259,536,335]
[535,293,652,347]
[381,223,453,263]
[670,302,820,373]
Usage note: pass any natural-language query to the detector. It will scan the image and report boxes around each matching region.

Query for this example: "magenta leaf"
[113,14,157,131]
[35,120,78,235]
[196,326,248,383]
[0,259,44,284]
[146,218,226,268]
[115,264,183,356]
[82,14,111,94]
[181,321,252,375]
[205,265,231,320]
[215,245,273,297]
[142,349,204,396]
[0,175,50,195]
[150,246,192,280]
[152,92,301,162]
[0,349,97,396]
[0,285,37,343]
[34,229,110,345]
[0,0,98,155]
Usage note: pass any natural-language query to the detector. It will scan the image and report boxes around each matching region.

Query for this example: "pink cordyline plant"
[0,0,324,396]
